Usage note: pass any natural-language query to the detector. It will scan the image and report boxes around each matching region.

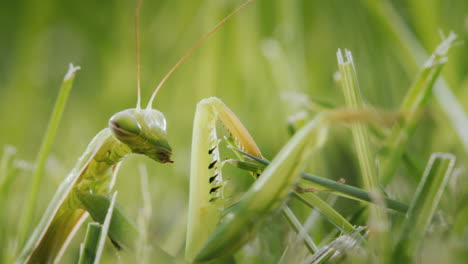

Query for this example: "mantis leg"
[186,97,329,261]
[186,97,262,261]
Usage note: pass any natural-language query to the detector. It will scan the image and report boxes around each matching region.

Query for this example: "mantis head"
[109,109,173,163]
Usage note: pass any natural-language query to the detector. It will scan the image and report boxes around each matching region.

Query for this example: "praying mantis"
[17,0,455,262]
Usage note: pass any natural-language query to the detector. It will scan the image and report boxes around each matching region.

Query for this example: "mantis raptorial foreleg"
[186,97,330,261]
[186,97,263,260]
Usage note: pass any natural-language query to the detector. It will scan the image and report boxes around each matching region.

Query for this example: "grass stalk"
[18,64,80,247]
[228,147,408,212]
[78,222,102,264]
[379,34,456,184]
[93,191,117,264]
[0,146,17,190]
[293,192,355,233]
[337,48,390,262]
[282,206,318,253]
[137,164,152,264]
[336,49,380,191]
[0,146,18,200]
[360,0,468,156]
[395,153,455,261]
[0,146,18,262]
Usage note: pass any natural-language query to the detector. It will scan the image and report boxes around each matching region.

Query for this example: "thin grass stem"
[379,34,456,184]
[282,206,318,253]
[228,146,409,213]
[18,64,80,249]
[395,153,455,261]
[78,222,102,264]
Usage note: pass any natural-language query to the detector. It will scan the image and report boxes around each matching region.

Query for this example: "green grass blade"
[137,164,152,264]
[93,191,117,264]
[18,64,80,247]
[337,49,390,262]
[293,192,355,233]
[282,206,318,253]
[367,189,391,263]
[306,231,363,264]
[78,222,102,264]
[0,146,18,262]
[336,49,380,191]
[0,146,18,203]
[379,34,456,184]
[361,0,468,154]
[229,147,408,212]
[396,153,456,260]
[0,145,17,192]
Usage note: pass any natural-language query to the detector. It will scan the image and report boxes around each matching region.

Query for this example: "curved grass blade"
[0,145,17,194]
[229,147,408,213]
[360,0,468,156]
[18,64,80,248]
[282,206,318,253]
[395,153,455,261]
[0,146,19,263]
[337,48,390,262]
[379,34,457,184]
[293,192,355,234]
[78,222,101,264]
[93,191,117,264]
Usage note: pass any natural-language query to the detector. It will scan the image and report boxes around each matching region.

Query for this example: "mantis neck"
[73,128,131,196]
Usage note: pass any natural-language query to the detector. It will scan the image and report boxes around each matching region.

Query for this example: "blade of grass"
[282,206,318,253]
[0,145,17,192]
[286,195,338,263]
[306,230,364,264]
[137,164,151,264]
[337,49,390,262]
[379,34,457,184]
[0,146,18,204]
[367,189,391,263]
[228,136,321,256]
[93,191,117,264]
[18,64,80,248]
[361,0,468,156]
[0,145,18,263]
[337,49,380,191]
[293,192,355,234]
[78,222,102,264]
[228,147,408,212]
[395,153,455,261]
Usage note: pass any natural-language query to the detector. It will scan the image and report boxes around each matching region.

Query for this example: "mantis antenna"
[145,0,255,110]
[135,0,143,109]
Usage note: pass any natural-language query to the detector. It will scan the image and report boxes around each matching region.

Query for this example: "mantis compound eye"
[109,111,142,138]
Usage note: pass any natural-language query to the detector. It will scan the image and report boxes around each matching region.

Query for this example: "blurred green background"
[1,0,468,262]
